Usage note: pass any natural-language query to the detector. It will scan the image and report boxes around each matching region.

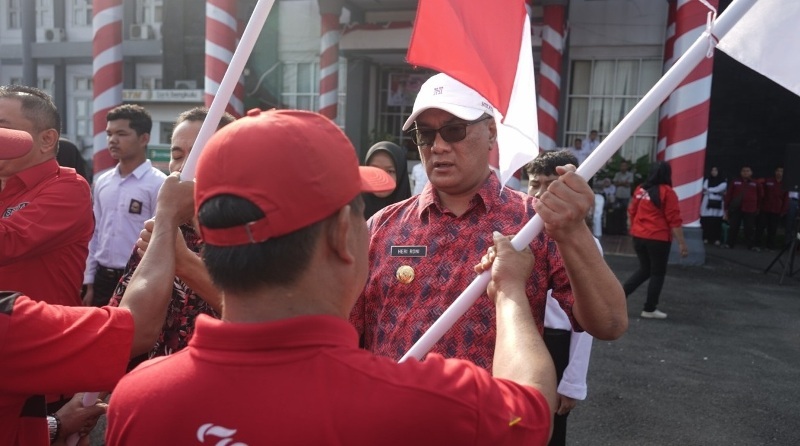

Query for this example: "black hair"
[0,85,60,133]
[642,161,673,209]
[526,149,579,177]
[107,104,152,135]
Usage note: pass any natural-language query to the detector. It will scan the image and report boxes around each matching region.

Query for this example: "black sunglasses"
[407,115,492,147]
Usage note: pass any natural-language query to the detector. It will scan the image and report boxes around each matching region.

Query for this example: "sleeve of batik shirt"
[108,246,142,308]
[544,235,582,332]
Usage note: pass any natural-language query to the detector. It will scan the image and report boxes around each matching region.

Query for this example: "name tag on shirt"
[390,246,427,257]
[129,199,143,215]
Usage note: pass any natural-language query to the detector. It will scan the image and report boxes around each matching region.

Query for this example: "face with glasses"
[408,109,495,196]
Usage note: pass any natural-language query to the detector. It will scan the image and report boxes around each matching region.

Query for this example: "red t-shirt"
[0,292,134,446]
[628,185,683,242]
[351,173,577,370]
[0,159,93,306]
[107,315,551,445]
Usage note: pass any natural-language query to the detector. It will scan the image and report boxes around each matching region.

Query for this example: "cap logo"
[433,86,443,95]
[481,101,494,112]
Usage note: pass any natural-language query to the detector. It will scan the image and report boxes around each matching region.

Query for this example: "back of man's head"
[107,104,152,135]
[194,109,393,294]
[0,85,61,135]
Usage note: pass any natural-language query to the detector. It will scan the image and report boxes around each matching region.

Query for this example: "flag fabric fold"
[717,0,800,98]
[407,0,538,187]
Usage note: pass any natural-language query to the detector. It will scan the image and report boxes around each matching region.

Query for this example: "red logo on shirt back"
[2,202,28,218]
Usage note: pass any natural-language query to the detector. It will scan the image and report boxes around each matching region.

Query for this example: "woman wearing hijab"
[363,141,412,219]
[623,161,688,320]
[700,166,727,245]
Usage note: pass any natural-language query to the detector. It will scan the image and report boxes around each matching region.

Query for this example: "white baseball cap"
[402,73,495,131]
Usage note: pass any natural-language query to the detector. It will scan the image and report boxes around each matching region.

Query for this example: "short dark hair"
[107,104,152,135]
[526,149,579,177]
[198,194,363,293]
[175,106,236,130]
[0,85,60,133]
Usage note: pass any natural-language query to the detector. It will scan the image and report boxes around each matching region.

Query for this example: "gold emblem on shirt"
[396,265,415,284]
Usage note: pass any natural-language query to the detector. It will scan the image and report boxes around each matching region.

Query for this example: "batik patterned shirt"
[109,225,218,359]
[350,173,578,370]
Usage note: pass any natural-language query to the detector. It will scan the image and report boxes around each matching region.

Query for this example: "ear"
[487,118,497,145]
[39,129,60,155]
[140,132,151,146]
[327,205,356,264]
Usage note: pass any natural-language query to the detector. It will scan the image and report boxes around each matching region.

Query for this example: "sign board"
[123,89,203,103]
[148,144,171,173]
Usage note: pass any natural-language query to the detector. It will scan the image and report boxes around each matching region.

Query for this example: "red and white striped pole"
[91,0,123,174]
[206,0,244,118]
[663,0,717,226]
[537,1,566,152]
[656,0,677,161]
[318,0,343,120]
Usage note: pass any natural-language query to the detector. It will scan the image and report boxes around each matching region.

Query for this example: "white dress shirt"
[411,162,429,195]
[84,159,166,283]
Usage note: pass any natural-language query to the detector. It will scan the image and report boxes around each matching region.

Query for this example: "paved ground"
[569,237,800,446]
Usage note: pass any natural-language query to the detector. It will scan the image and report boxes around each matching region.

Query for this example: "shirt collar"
[415,171,501,219]
[190,314,358,353]
[114,159,154,179]
[11,158,59,189]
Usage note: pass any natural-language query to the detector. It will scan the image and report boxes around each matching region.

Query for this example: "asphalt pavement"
[569,237,800,446]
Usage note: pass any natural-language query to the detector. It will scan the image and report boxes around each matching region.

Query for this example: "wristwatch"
[47,414,61,442]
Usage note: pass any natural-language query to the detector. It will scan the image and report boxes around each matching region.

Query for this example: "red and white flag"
[717,0,800,98]
[407,0,538,188]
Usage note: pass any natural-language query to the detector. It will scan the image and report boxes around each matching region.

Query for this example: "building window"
[8,0,21,29]
[139,76,162,90]
[565,58,662,162]
[73,76,93,146]
[137,0,162,24]
[281,59,346,127]
[72,0,92,27]
[38,77,53,95]
[35,0,52,28]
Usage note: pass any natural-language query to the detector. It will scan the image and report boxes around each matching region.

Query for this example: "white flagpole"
[400,0,758,363]
[180,0,277,180]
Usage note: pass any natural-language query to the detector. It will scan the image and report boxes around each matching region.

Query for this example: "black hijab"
[706,166,723,188]
[642,161,673,209]
[363,141,412,219]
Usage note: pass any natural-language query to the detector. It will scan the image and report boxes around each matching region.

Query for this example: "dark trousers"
[756,212,782,249]
[623,237,671,312]
[727,209,757,248]
[700,216,724,244]
[92,265,124,307]
[543,328,572,446]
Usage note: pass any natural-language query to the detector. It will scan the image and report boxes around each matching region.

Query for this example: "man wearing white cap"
[351,74,627,370]
[107,109,559,445]
[0,85,92,307]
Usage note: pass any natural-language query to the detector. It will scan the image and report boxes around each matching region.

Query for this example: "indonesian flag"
[717,0,800,98]
[407,0,538,188]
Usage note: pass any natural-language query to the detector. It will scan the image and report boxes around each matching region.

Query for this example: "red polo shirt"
[351,173,577,370]
[107,315,551,445]
[0,159,93,306]
[0,292,133,446]
[628,185,683,242]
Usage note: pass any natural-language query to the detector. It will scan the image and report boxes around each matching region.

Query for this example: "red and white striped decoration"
[91,0,123,174]
[206,0,244,118]
[662,0,718,226]
[318,12,340,120]
[536,3,566,152]
[656,0,677,161]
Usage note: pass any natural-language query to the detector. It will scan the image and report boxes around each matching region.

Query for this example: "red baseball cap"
[195,109,395,246]
[0,127,33,160]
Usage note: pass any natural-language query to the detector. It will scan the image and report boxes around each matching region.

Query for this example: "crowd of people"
[1,77,630,446]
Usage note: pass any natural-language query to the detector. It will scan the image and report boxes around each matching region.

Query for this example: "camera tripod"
[763,215,800,285]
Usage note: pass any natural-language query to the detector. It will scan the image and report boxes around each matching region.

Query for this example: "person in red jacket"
[623,161,688,319]
[755,167,787,250]
[723,165,763,250]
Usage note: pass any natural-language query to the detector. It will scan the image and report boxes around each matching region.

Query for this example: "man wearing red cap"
[352,74,627,371]
[0,171,195,445]
[107,109,559,445]
[0,85,92,307]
